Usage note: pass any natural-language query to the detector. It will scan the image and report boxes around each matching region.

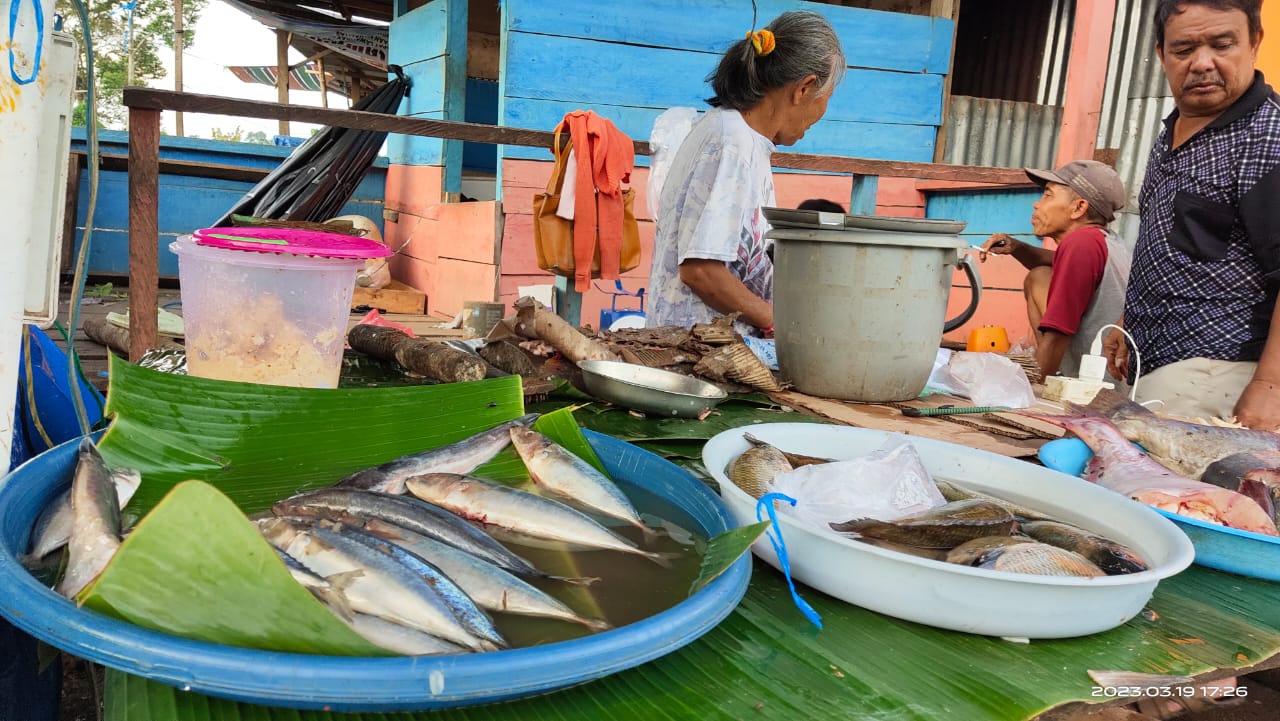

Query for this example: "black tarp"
[212,70,409,226]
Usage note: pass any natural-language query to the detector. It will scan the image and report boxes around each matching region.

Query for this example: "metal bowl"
[579,360,728,418]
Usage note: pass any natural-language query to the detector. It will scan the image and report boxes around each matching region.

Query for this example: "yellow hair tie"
[746,29,776,57]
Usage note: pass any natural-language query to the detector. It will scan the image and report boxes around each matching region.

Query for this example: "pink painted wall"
[383,160,1027,347]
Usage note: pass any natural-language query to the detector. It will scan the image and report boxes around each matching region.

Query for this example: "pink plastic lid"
[192,227,392,259]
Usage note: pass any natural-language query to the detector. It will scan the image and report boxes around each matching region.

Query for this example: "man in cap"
[1103,0,1280,429]
[979,160,1131,382]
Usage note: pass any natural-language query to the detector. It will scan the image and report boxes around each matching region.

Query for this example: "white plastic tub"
[171,235,364,388]
[704,424,1195,639]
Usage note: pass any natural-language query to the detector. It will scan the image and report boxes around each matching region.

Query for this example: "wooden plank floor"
[44,282,182,395]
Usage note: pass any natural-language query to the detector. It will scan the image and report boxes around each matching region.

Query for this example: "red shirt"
[1039,226,1108,337]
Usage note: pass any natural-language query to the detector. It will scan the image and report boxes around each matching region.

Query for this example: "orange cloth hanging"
[558,110,635,291]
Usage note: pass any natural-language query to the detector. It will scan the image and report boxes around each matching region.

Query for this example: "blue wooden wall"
[387,0,467,191]
[499,0,953,166]
[926,188,1044,249]
[69,128,388,277]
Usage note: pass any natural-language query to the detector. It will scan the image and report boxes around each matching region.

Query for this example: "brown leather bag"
[533,125,640,281]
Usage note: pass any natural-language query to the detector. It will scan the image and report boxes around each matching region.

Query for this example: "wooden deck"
[44,282,182,395]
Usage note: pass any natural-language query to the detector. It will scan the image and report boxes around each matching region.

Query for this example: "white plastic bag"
[768,434,946,532]
[646,107,699,221]
[943,352,1036,408]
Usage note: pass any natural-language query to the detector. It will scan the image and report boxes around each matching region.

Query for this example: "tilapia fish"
[743,433,834,469]
[56,438,123,599]
[726,437,793,498]
[1018,520,1148,575]
[406,473,675,566]
[945,535,1035,566]
[509,426,653,542]
[978,542,1105,577]
[934,479,1056,522]
[335,413,540,493]
[1020,407,1279,536]
[1089,390,1280,479]
[830,500,1017,549]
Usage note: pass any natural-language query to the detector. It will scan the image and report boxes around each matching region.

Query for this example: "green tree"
[58,0,209,128]
[244,130,270,144]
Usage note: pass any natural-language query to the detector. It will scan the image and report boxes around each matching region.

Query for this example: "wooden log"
[84,318,131,356]
[348,324,488,383]
[513,297,620,364]
[347,324,411,360]
[394,339,487,383]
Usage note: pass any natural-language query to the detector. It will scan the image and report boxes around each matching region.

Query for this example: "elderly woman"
[646,11,845,336]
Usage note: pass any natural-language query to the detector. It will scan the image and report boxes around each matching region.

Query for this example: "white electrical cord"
[1090,323,1141,402]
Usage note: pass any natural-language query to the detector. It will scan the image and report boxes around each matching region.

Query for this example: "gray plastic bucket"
[770,214,981,402]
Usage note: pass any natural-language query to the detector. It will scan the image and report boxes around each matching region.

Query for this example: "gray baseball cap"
[1025,160,1127,223]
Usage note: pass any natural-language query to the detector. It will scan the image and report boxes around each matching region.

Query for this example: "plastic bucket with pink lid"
[171,227,392,389]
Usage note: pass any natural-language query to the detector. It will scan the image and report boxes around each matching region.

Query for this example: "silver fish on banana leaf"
[1018,406,1279,536]
[978,542,1105,577]
[945,535,1035,566]
[1089,390,1280,479]
[406,473,676,567]
[335,413,540,494]
[274,487,578,582]
[259,517,501,652]
[26,466,141,564]
[362,518,609,631]
[1018,520,1148,575]
[57,438,123,599]
[509,426,654,543]
[830,500,1017,549]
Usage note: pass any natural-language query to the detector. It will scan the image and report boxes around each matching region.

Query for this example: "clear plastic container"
[170,235,364,388]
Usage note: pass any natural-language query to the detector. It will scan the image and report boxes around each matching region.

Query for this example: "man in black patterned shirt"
[1104,0,1280,430]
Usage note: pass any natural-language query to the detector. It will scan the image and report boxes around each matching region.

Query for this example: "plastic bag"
[768,434,946,532]
[943,352,1036,408]
[646,107,699,220]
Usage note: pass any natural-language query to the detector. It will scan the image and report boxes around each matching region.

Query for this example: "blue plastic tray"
[1039,437,1280,581]
[0,430,751,712]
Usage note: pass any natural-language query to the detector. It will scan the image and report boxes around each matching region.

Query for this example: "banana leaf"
[97,356,527,516]
[104,563,1280,721]
[528,398,826,443]
[80,481,385,656]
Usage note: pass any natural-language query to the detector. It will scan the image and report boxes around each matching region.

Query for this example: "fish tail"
[743,433,768,448]
[549,574,602,586]
[637,522,662,546]
[578,616,613,633]
[644,551,680,568]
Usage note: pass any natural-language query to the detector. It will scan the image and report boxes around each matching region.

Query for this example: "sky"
[146,0,345,140]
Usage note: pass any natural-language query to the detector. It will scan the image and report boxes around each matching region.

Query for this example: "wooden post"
[128,107,161,361]
[175,0,185,136]
[553,276,583,327]
[1055,0,1117,166]
[931,0,961,164]
[276,29,291,136]
[317,55,328,109]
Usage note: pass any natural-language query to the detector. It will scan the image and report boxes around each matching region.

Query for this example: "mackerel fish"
[406,473,675,566]
[336,413,539,493]
[56,438,123,599]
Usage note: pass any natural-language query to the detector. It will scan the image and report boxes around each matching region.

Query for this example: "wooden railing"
[121,87,1032,359]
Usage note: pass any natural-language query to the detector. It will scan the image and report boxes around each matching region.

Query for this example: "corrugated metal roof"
[1095,0,1174,247]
